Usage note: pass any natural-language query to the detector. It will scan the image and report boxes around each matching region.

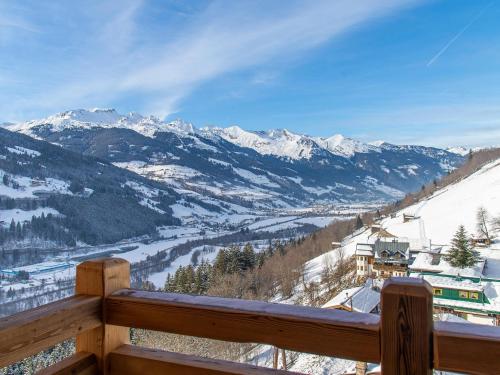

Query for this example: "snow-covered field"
[0,170,71,199]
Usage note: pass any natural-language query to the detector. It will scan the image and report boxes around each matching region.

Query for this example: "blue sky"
[1,0,500,147]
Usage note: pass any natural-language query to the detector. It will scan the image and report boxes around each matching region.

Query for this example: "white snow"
[206,125,386,160]
[363,176,405,198]
[316,134,378,157]
[0,170,71,198]
[393,159,500,245]
[233,168,280,188]
[7,109,195,138]
[322,281,380,313]
[6,146,41,157]
[206,126,317,160]
[447,146,470,156]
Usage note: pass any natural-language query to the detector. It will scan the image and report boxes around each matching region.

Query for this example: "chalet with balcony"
[355,239,410,279]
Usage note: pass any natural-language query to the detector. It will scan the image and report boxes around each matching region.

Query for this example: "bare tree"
[493,216,500,233]
[476,206,491,242]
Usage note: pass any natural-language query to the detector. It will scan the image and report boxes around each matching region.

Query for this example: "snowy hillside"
[307,157,500,273]
[396,158,500,244]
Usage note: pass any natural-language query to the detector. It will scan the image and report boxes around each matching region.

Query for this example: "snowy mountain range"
[3,108,463,209]
[7,108,465,160]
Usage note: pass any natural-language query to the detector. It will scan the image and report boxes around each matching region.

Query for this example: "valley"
[0,202,368,317]
[0,108,463,318]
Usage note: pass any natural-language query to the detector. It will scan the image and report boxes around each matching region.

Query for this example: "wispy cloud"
[427,1,494,67]
[0,0,418,120]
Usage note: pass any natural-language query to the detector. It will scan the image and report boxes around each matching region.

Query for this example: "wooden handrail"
[108,345,298,374]
[105,289,381,363]
[434,321,500,374]
[3,258,500,375]
[0,295,101,369]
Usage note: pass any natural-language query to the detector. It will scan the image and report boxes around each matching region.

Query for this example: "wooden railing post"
[381,278,433,375]
[75,258,130,373]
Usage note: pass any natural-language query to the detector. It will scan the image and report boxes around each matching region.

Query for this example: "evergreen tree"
[355,215,364,230]
[9,219,15,234]
[242,243,256,270]
[445,225,481,269]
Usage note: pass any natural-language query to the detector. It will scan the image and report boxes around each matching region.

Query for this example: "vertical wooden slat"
[281,349,287,370]
[380,277,433,375]
[75,258,130,374]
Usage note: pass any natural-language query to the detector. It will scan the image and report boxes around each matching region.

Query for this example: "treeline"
[163,242,285,295]
[0,196,48,210]
[157,216,358,302]
[130,224,317,285]
[0,213,76,247]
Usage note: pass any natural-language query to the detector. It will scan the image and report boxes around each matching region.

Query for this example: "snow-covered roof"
[411,273,500,313]
[409,247,487,278]
[356,249,373,256]
[410,252,442,272]
[415,274,484,292]
[356,243,373,250]
[323,281,380,313]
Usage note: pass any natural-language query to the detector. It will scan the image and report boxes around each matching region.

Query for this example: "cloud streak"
[427,1,494,67]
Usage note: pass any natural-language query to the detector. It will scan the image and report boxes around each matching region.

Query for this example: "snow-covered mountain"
[7,108,195,138]
[7,108,378,160]
[3,108,464,211]
[446,146,470,156]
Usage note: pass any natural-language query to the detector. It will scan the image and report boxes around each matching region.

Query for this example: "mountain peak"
[8,108,196,138]
[316,134,375,157]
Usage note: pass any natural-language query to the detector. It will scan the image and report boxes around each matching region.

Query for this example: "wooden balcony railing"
[1,258,500,374]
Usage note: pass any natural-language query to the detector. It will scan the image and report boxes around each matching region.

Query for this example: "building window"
[433,288,443,296]
[459,290,469,299]
[470,292,479,300]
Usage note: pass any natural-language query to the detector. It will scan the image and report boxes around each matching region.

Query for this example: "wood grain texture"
[106,289,381,363]
[434,321,500,375]
[0,295,101,369]
[37,352,98,375]
[380,277,433,375]
[108,345,301,375]
[75,258,130,374]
